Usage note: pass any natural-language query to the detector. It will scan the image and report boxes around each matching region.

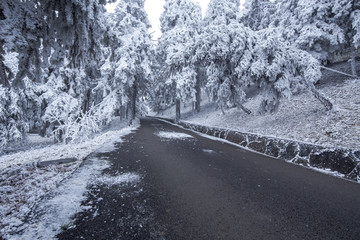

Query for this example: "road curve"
[58,117,360,240]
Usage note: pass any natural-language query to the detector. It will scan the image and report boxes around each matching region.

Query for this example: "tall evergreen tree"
[332,0,360,76]
[156,0,202,122]
[197,0,333,114]
[196,0,253,114]
[241,0,276,31]
[0,0,113,146]
[109,0,154,124]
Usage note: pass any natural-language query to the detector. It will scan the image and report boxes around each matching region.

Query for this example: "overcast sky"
[105,0,244,40]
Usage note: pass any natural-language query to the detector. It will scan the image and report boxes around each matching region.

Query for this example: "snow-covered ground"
[0,118,139,239]
[158,78,360,150]
[156,131,194,140]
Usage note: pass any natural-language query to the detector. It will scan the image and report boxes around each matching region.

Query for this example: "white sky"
[105,0,245,40]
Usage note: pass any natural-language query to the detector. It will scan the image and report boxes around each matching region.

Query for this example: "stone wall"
[156,117,360,182]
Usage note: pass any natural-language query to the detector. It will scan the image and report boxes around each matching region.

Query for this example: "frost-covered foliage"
[0,87,28,148]
[0,0,120,147]
[156,0,202,121]
[196,0,331,114]
[332,0,360,46]
[0,0,357,147]
[278,0,344,60]
[104,0,153,123]
[245,30,324,113]
[197,0,251,113]
[241,0,276,31]
[266,0,360,62]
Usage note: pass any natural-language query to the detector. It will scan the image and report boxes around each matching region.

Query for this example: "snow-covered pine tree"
[197,0,333,114]
[237,29,333,113]
[157,0,202,122]
[269,0,344,62]
[0,0,43,147]
[332,0,360,76]
[241,0,276,31]
[0,0,114,145]
[110,0,154,125]
[196,0,253,114]
[39,0,113,141]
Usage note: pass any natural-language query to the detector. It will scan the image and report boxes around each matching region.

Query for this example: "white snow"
[156,131,193,140]
[0,119,138,169]
[202,149,215,154]
[158,79,360,150]
[0,119,140,239]
[12,157,110,240]
[12,165,141,240]
[95,173,141,186]
[308,166,345,179]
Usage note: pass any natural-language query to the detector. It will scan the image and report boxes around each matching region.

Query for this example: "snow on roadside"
[159,79,360,150]
[156,131,193,140]
[12,157,110,240]
[0,122,136,169]
[10,161,141,239]
[0,119,139,239]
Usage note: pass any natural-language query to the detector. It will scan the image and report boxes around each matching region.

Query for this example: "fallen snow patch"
[95,173,141,186]
[156,131,193,140]
[202,149,216,154]
[309,166,346,179]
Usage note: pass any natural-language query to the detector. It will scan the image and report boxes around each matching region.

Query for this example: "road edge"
[150,116,360,183]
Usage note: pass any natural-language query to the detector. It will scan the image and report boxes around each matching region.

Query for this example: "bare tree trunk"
[195,77,201,112]
[238,103,252,115]
[125,103,129,120]
[351,45,358,77]
[305,81,333,110]
[129,85,137,125]
[131,85,137,119]
[175,99,181,123]
[220,103,225,115]
[311,87,333,110]
[82,89,91,114]
[0,61,10,87]
[119,104,123,120]
[320,66,357,78]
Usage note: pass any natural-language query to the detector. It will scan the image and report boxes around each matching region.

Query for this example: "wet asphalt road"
[58,117,360,240]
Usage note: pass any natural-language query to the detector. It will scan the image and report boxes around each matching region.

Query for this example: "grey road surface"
[58,117,360,240]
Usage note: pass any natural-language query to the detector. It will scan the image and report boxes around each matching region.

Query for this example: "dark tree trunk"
[129,85,137,125]
[195,76,201,112]
[122,105,126,120]
[0,61,10,87]
[175,98,181,123]
[82,89,92,114]
[0,40,10,87]
[351,45,358,77]
[238,103,252,115]
[311,87,333,111]
[131,85,137,119]
[119,104,123,120]
[305,82,333,111]
[125,104,129,120]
